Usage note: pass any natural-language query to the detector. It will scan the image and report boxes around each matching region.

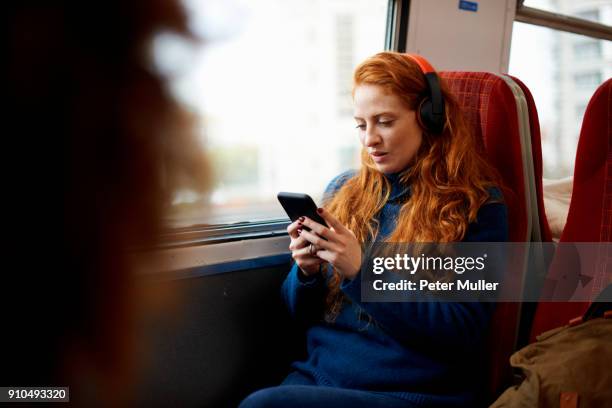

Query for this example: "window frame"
[515,1,612,41]
[156,219,290,250]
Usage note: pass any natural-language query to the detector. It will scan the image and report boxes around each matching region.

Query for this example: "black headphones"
[405,54,445,135]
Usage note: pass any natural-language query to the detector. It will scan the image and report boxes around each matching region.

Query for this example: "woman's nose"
[364,127,381,147]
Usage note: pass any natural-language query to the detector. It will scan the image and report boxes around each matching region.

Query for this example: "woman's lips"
[370,152,388,163]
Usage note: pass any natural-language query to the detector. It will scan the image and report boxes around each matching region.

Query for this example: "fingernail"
[317,208,323,214]
[299,216,305,222]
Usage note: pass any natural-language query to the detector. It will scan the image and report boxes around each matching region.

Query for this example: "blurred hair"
[323,52,500,319]
[5,1,209,403]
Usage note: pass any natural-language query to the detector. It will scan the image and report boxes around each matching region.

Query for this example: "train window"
[510,1,611,179]
[523,1,607,24]
[153,0,388,230]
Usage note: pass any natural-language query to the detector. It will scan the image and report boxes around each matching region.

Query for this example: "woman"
[240,52,508,408]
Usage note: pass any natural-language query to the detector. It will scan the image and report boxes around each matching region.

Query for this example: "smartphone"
[277,192,328,230]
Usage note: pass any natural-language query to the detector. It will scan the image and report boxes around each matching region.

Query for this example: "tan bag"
[490,312,612,408]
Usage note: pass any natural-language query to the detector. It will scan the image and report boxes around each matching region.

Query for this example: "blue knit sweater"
[281,170,509,407]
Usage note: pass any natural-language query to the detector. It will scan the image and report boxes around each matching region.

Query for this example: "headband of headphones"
[405,53,445,134]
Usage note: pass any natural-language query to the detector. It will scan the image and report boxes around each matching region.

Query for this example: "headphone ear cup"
[418,97,444,134]
[417,97,433,132]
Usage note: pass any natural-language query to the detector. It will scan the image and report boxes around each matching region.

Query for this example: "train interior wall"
[137,261,302,408]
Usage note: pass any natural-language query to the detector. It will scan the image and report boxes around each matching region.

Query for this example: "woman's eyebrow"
[353,112,395,120]
[375,112,396,118]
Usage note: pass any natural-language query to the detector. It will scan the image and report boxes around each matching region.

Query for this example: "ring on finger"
[309,243,317,255]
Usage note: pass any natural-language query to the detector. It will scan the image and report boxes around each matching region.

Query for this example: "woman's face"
[353,84,423,174]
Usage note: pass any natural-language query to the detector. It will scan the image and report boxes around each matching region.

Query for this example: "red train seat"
[530,78,612,339]
[440,72,530,396]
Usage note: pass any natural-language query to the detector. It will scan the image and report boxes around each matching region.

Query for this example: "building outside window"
[511,0,612,179]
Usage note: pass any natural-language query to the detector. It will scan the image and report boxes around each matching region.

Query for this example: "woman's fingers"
[300,217,338,243]
[315,207,348,234]
[313,248,334,265]
[299,228,338,252]
[299,210,362,280]
[292,243,320,259]
[286,219,303,239]
[288,233,309,251]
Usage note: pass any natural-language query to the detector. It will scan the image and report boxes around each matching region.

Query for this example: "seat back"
[530,78,612,339]
[441,72,528,242]
[505,75,555,348]
[508,75,552,242]
[440,72,529,396]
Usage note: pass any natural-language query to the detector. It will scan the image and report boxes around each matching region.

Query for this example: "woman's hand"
[287,217,325,276]
[299,208,362,280]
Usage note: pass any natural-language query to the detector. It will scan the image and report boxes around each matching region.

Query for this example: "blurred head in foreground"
[5,1,209,404]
